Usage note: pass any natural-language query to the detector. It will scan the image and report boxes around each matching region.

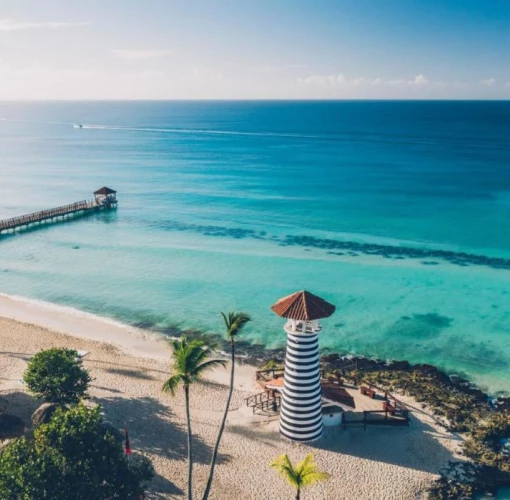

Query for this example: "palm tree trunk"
[296,487,301,500]
[184,385,193,500]
[202,339,235,500]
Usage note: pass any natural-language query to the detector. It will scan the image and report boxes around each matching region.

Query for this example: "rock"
[0,414,25,440]
[323,353,339,363]
[31,403,58,427]
[392,360,410,370]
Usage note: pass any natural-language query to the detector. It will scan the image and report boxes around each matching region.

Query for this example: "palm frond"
[301,471,331,487]
[270,454,300,488]
[163,336,223,396]
[191,358,227,380]
[295,453,314,475]
[220,311,251,340]
[271,453,329,491]
[162,374,183,396]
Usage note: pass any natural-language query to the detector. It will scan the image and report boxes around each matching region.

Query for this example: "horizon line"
[1,98,510,103]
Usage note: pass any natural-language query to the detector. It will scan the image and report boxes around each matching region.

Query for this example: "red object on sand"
[125,428,131,455]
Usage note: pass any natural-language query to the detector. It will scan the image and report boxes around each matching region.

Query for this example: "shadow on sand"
[307,412,463,475]
[94,394,225,497]
[1,390,41,426]
[104,367,155,380]
[146,474,184,499]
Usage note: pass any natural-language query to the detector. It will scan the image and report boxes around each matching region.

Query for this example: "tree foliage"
[202,311,251,500]
[0,403,154,500]
[162,336,226,500]
[23,348,91,404]
[271,453,330,500]
[162,337,226,397]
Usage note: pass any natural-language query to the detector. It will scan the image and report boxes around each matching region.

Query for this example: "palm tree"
[162,336,226,500]
[270,454,330,500]
[202,312,251,500]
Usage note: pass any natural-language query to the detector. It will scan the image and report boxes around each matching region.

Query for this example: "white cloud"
[191,66,223,83]
[481,78,495,87]
[298,73,438,88]
[0,59,229,100]
[408,74,429,85]
[297,73,346,86]
[0,18,89,31]
[387,79,406,85]
[352,77,370,86]
[110,49,173,60]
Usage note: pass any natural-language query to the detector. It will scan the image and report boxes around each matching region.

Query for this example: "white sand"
[0,296,466,499]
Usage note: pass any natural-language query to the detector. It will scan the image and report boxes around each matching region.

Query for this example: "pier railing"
[0,199,97,232]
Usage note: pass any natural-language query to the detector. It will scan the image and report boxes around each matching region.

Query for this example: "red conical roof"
[94,186,116,195]
[271,290,335,321]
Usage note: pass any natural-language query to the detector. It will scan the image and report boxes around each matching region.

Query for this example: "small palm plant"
[270,453,330,500]
[162,337,226,500]
[202,311,251,500]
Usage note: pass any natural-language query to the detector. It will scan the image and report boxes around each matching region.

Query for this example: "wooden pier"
[0,187,117,235]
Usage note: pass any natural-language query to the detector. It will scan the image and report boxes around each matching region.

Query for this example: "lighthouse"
[271,290,335,442]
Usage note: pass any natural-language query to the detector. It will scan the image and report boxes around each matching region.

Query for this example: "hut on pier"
[94,187,117,208]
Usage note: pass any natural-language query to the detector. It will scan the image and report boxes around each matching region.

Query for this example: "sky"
[1,0,510,100]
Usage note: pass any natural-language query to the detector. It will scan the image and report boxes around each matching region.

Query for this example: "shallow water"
[0,101,509,393]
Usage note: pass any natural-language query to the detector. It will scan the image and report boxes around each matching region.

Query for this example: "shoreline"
[1,293,508,498]
[0,292,508,401]
[0,293,170,361]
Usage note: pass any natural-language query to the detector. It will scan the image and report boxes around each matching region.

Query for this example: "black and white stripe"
[279,330,323,442]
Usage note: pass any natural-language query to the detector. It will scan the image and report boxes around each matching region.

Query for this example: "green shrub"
[23,348,91,404]
[0,403,154,499]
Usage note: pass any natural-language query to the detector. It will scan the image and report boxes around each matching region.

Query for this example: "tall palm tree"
[270,454,330,500]
[202,311,251,500]
[162,336,226,500]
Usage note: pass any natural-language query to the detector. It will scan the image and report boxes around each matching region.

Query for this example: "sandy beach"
[0,296,466,499]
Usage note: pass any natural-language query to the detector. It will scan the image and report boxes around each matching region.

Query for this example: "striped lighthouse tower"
[271,290,335,442]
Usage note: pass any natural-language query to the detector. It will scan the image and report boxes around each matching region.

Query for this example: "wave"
[1,117,325,140]
[2,116,507,150]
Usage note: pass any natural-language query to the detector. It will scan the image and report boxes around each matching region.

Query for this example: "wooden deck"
[0,198,116,235]
[253,369,411,428]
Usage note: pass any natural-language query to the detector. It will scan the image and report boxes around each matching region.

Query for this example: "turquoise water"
[0,101,509,393]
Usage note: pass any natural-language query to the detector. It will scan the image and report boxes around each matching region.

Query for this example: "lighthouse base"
[279,427,323,442]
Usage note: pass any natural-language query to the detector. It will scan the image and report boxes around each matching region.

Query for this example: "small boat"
[73,124,83,129]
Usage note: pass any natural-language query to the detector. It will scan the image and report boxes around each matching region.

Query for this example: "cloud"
[408,74,429,85]
[191,66,223,83]
[0,18,89,31]
[387,79,406,85]
[299,73,436,87]
[481,77,495,87]
[110,49,173,60]
[352,77,370,86]
[297,73,346,86]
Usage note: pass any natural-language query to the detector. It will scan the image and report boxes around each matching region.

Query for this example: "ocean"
[0,100,509,394]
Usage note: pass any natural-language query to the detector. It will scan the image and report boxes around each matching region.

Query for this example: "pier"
[0,187,117,235]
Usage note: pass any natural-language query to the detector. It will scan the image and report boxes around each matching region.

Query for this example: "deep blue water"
[0,101,509,393]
